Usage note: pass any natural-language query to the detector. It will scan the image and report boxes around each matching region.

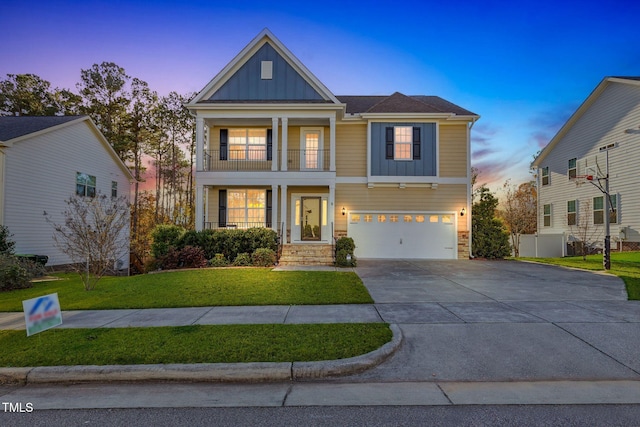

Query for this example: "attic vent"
[261,61,273,80]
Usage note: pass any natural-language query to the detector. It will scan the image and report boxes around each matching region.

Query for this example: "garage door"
[347,212,456,259]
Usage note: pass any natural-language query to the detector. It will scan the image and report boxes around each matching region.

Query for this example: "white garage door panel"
[348,212,456,259]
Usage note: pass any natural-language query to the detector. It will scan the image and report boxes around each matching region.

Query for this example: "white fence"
[516,234,566,258]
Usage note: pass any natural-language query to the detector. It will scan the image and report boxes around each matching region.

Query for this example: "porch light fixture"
[342,207,346,216]
[460,207,466,217]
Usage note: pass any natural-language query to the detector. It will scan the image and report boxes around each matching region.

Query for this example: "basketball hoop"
[572,175,594,187]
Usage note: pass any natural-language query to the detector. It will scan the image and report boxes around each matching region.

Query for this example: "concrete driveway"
[344,259,640,383]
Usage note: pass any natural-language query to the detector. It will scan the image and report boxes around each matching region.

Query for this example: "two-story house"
[532,76,640,254]
[0,115,133,267]
[186,29,478,263]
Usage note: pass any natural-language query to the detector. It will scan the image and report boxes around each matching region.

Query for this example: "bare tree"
[500,180,537,257]
[45,194,130,290]
[569,199,602,260]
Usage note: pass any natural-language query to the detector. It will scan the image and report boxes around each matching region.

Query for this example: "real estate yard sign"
[22,293,62,336]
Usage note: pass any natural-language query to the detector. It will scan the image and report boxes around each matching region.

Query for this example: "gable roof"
[187,29,340,106]
[0,115,134,181]
[337,93,477,117]
[0,116,82,143]
[532,76,640,167]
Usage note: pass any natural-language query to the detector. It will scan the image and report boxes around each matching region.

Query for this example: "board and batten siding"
[3,121,131,266]
[537,80,640,242]
[336,123,367,177]
[335,183,467,233]
[439,124,468,177]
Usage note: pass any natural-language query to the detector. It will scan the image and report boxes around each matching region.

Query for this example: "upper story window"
[394,126,413,160]
[111,181,118,198]
[385,126,421,161]
[541,167,549,186]
[568,158,577,179]
[229,129,266,160]
[76,172,96,197]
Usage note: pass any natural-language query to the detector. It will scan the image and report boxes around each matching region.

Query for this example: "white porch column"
[329,184,335,239]
[195,184,204,231]
[281,117,288,171]
[280,184,288,242]
[271,117,279,171]
[329,116,336,172]
[271,183,278,232]
[195,117,204,171]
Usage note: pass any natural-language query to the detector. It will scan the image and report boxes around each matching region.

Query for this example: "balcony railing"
[203,149,330,171]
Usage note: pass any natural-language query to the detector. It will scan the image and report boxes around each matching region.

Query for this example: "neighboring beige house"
[186,29,478,263]
[532,76,640,254]
[0,116,134,267]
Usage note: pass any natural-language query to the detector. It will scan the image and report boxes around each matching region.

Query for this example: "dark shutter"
[412,127,421,160]
[385,127,394,159]
[219,129,228,161]
[266,190,273,228]
[266,129,273,161]
[218,190,227,227]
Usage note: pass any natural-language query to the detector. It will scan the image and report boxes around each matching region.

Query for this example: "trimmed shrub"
[252,248,276,267]
[232,252,252,266]
[158,246,207,270]
[209,254,229,267]
[335,237,357,267]
[151,224,185,259]
[0,253,32,291]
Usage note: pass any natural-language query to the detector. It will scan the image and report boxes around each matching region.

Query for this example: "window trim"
[543,203,551,227]
[226,189,267,228]
[76,172,96,198]
[568,158,577,179]
[228,128,267,161]
[567,200,576,226]
[541,167,549,186]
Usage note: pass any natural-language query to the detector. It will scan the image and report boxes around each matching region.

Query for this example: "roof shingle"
[0,116,83,142]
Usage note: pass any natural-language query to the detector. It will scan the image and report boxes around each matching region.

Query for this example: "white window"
[594,195,618,224]
[111,181,118,198]
[567,200,576,226]
[227,190,266,228]
[568,158,577,179]
[394,126,412,160]
[76,172,96,197]
[541,167,549,186]
[229,129,266,161]
[543,204,551,227]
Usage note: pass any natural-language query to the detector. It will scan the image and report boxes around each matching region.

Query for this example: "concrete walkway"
[2,259,640,408]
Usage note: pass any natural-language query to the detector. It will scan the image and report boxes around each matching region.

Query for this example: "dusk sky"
[2,0,639,192]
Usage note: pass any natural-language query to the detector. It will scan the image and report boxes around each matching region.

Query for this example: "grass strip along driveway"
[520,251,640,300]
[0,269,373,311]
[0,269,390,367]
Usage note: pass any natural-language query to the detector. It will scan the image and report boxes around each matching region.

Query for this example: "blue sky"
[2,0,639,191]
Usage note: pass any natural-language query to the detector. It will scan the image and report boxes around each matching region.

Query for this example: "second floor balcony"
[204,148,330,172]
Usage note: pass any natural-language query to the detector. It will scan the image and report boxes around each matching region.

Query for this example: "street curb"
[0,324,402,385]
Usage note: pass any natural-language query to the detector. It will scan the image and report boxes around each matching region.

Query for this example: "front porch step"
[278,244,334,266]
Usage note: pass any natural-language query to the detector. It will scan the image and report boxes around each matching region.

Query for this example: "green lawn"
[0,268,373,312]
[519,251,640,300]
[0,268,389,367]
[0,323,392,367]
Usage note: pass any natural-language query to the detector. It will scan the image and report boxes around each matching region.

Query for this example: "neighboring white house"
[0,116,134,267]
[185,29,478,263]
[531,76,640,254]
